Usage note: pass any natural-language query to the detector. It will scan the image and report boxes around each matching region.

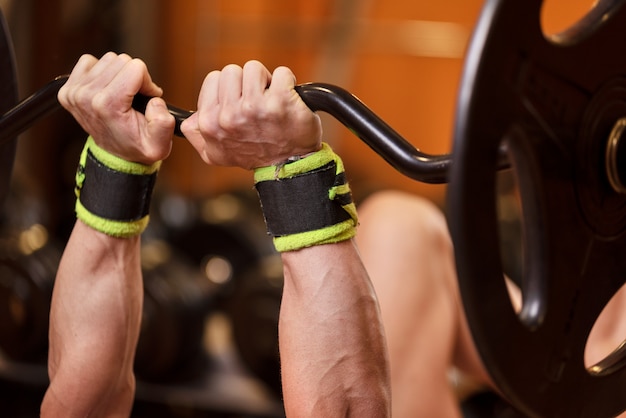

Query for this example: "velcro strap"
[255,161,352,236]
[253,143,358,252]
[74,136,160,238]
[79,149,157,221]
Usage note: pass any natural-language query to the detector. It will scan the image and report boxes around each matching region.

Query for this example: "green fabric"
[254,143,358,252]
[75,198,150,238]
[273,219,356,252]
[75,136,158,238]
[254,143,340,181]
[84,135,160,175]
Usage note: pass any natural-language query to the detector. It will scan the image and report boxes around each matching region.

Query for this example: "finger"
[180,111,198,140]
[131,58,163,99]
[102,58,158,114]
[143,97,175,161]
[58,54,98,106]
[267,66,315,119]
[62,53,132,113]
[86,52,129,82]
[64,54,99,84]
[116,58,160,99]
[196,70,221,112]
[218,64,243,105]
[145,97,175,134]
[77,52,131,94]
[180,112,212,165]
[242,60,272,99]
[268,66,297,93]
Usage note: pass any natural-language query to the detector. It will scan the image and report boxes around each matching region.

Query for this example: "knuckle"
[264,97,287,121]
[201,70,221,91]
[273,65,296,82]
[64,87,88,112]
[76,53,97,67]
[221,63,243,76]
[243,59,263,72]
[90,90,113,115]
[128,57,147,72]
[196,111,218,138]
[205,70,220,83]
[218,108,241,131]
[100,51,118,60]
[57,86,69,107]
[241,98,260,117]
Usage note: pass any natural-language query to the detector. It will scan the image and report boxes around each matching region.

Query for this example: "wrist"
[74,136,160,238]
[266,148,319,168]
[254,143,358,252]
[84,136,161,173]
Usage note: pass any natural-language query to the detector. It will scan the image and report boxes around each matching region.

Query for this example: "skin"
[278,243,391,417]
[42,50,624,418]
[180,63,626,418]
[41,52,174,417]
[356,190,485,418]
[182,60,391,417]
[356,190,626,417]
[41,54,391,417]
[182,61,322,169]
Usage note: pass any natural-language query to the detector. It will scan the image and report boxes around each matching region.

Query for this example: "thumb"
[179,112,214,165]
[179,112,203,149]
[143,97,175,160]
[145,98,175,134]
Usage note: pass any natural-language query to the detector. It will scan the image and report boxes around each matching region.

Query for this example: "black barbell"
[0,74,462,184]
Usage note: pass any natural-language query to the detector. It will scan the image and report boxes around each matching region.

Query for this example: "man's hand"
[58,52,174,165]
[43,52,173,417]
[181,60,322,169]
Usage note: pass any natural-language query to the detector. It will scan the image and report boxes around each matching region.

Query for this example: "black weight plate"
[448,0,626,417]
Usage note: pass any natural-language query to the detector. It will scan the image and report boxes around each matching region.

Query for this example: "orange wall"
[155,0,598,206]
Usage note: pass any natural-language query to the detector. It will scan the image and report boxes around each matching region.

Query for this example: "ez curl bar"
[3,0,626,416]
[0,74,458,184]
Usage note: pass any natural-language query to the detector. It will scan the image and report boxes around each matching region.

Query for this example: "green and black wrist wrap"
[254,142,358,252]
[74,136,160,238]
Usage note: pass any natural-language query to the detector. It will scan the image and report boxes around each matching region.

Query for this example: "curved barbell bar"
[0,74,507,184]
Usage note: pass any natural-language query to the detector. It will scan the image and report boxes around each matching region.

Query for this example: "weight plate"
[448,0,626,416]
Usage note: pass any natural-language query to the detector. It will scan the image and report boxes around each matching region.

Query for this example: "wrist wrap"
[254,143,358,252]
[75,136,160,238]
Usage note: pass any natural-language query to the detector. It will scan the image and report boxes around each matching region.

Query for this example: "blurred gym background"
[0,0,595,416]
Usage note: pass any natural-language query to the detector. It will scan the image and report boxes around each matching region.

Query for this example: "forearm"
[279,240,391,417]
[179,60,389,415]
[41,220,143,417]
[38,52,173,417]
